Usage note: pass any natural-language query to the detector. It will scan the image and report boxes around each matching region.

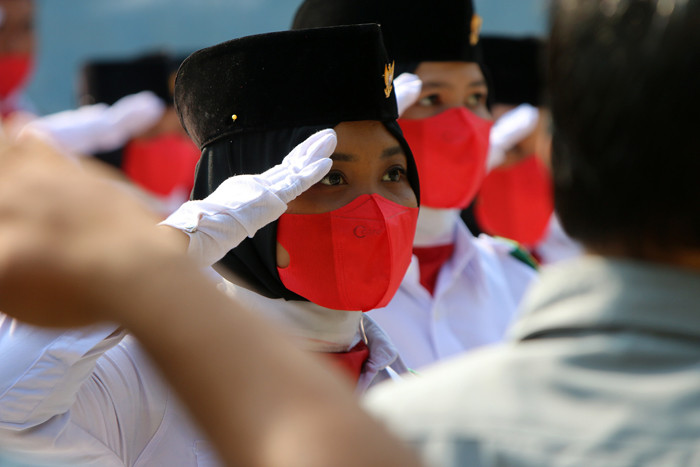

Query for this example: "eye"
[319,171,346,186]
[382,166,407,183]
[418,94,440,107]
[465,92,486,109]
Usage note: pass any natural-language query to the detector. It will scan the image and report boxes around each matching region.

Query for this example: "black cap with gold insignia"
[292,0,482,65]
[179,23,419,302]
[175,24,398,149]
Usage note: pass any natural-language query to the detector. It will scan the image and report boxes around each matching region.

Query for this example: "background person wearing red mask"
[292,0,538,370]
[469,36,583,264]
[77,52,201,214]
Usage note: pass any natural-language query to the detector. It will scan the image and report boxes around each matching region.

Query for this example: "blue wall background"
[27,0,547,115]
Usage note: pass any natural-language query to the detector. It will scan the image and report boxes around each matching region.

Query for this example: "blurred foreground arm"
[0,135,421,467]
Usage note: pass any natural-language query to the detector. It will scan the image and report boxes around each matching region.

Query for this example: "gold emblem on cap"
[384,61,395,98]
[470,14,483,46]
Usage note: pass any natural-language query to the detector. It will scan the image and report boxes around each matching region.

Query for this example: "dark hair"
[548,0,700,254]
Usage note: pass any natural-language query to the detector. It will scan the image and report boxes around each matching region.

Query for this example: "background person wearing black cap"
[0,24,420,466]
[76,52,201,213]
[292,0,537,371]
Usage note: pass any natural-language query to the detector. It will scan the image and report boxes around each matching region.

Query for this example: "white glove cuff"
[160,179,288,267]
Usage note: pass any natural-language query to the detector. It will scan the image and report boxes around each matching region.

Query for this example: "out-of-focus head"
[549,0,700,259]
[0,0,35,99]
[292,0,488,119]
[79,52,184,107]
[0,0,34,55]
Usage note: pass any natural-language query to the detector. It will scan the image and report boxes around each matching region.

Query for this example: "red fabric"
[277,194,419,311]
[323,341,370,383]
[474,155,554,247]
[413,243,455,295]
[0,54,33,99]
[123,133,200,197]
[399,107,492,209]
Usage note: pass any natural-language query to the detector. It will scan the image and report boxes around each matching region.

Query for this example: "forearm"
[110,254,422,467]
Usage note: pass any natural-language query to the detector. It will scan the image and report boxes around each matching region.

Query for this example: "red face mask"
[0,54,33,99]
[399,107,492,209]
[277,194,418,311]
[474,154,554,247]
[123,132,200,197]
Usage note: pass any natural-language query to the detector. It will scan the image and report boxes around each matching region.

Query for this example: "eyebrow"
[381,145,404,158]
[422,79,488,89]
[330,145,404,162]
[330,152,356,162]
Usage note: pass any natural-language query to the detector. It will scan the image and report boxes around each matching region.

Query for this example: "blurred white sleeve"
[19,91,165,155]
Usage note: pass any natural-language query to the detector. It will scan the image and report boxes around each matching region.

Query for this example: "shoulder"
[476,235,539,271]
[363,344,516,461]
[467,234,538,304]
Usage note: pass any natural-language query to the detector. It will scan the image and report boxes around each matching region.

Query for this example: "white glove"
[394,73,422,117]
[161,129,336,268]
[19,91,165,155]
[487,103,540,171]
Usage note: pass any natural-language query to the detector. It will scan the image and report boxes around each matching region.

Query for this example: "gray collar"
[510,256,700,342]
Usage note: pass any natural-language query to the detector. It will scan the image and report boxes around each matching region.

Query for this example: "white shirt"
[368,217,537,370]
[0,280,406,465]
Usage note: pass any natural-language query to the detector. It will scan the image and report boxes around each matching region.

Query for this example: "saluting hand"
[160,129,336,268]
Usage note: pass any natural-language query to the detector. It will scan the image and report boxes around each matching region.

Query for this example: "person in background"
[0,0,35,122]
[292,0,537,370]
[20,53,199,216]
[77,52,200,212]
[469,36,583,263]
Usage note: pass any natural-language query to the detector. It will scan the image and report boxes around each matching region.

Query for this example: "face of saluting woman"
[276,120,419,311]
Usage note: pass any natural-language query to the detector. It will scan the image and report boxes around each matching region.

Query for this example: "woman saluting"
[0,24,419,466]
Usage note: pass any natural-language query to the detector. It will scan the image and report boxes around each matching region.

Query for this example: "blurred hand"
[0,132,182,327]
[393,73,422,117]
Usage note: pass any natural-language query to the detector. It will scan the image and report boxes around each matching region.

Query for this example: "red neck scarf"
[322,341,370,383]
[413,244,455,295]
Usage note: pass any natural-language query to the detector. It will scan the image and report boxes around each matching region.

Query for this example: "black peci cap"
[79,52,185,106]
[174,24,398,149]
[480,36,546,106]
[292,0,482,65]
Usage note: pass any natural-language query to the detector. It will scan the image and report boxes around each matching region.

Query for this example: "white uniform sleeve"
[0,314,124,430]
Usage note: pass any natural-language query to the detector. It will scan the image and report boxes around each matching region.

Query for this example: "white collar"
[215,274,363,353]
[413,207,461,246]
